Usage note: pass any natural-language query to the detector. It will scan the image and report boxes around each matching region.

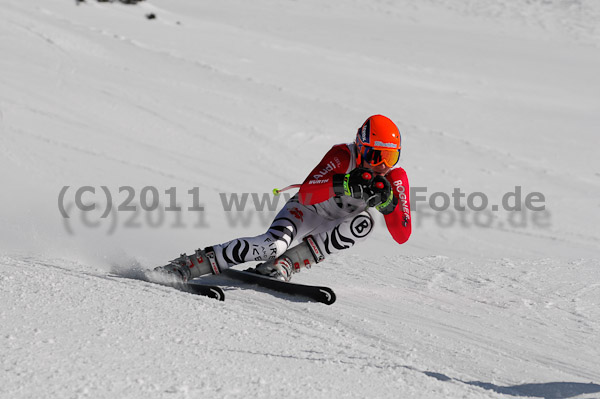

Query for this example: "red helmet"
[355,115,401,168]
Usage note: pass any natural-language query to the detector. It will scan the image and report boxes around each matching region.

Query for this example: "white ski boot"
[255,257,294,282]
[254,236,325,282]
[151,247,222,284]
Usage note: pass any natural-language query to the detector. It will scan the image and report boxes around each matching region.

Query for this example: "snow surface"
[1,0,599,398]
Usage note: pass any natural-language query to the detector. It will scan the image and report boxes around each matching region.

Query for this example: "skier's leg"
[212,201,323,267]
[255,211,375,281]
[152,199,326,282]
[152,203,373,283]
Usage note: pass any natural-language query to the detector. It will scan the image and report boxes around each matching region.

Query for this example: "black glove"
[368,175,398,215]
[332,167,374,201]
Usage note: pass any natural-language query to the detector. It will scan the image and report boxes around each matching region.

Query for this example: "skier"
[153,114,412,283]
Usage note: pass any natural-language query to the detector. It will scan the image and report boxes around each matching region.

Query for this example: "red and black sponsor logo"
[393,179,410,221]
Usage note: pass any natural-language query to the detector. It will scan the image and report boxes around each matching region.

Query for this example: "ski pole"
[273,184,302,195]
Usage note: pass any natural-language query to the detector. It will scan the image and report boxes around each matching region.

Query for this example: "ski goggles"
[360,146,401,167]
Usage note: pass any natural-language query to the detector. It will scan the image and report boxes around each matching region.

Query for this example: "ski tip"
[209,287,226,301]
[319,287,336,305]
[187,284,225,301]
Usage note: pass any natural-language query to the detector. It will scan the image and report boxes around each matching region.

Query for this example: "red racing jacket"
[297,143,411,244]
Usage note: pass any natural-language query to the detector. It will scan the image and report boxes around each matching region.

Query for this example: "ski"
[121,269,226,301]
[223,269,336,305]
[151,279,225,301]
[183,283,225,301]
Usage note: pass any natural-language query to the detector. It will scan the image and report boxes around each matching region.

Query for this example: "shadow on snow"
[425,371,600,399]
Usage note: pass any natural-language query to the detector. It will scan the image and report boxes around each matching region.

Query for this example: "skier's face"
[358,146,399,175]
[362,160,391,176]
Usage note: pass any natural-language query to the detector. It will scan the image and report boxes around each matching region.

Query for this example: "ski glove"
[332,167,374,201]
[368,175,398,215]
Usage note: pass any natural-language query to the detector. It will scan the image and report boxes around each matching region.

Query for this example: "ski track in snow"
[1,0,600,398]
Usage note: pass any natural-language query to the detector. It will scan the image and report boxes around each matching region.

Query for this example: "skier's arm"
[383,167,412,244]
[298,144,351,205]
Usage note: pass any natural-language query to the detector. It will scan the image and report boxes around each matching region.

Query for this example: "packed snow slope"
[1,0,599,398]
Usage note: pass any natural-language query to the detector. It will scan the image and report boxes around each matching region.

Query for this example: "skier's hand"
[332,167,375,200]
[368,175,398,215]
